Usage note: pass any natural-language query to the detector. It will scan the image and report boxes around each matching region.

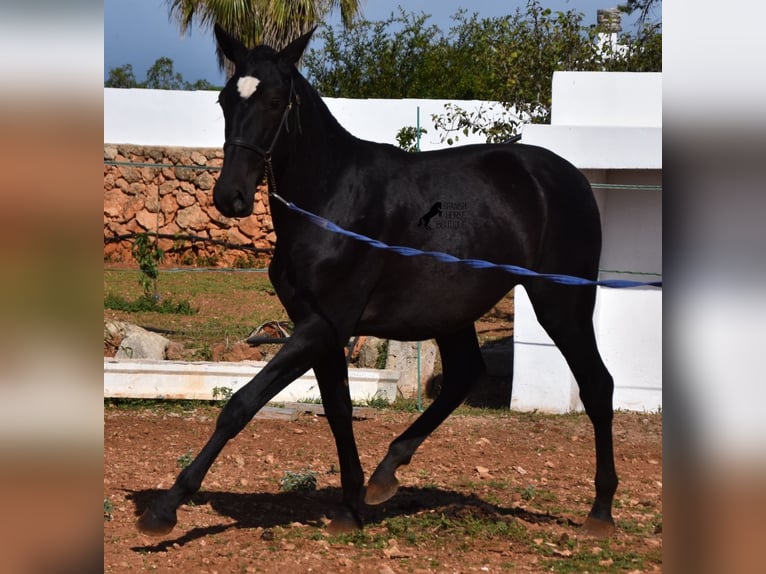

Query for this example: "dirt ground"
[104,405,662,573]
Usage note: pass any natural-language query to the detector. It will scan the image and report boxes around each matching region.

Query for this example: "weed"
[104,498,114,522]
[194,251,221,267]
[375,339,389,370]
[212,386,234,406]
[177,450,195,469]
[194,345,214,361]
[232,254,257,268]
[363,391,391,409]
[279,469,317,492]
[519,485,537,501]
[132,232,164,300]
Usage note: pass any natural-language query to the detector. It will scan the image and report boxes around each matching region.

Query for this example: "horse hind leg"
[365,326,485,505]
[525,280,618,537]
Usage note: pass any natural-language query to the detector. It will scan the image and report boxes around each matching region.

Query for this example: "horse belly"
[356,262,514,340]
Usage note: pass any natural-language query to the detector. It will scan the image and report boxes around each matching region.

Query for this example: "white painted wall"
[104,87,506,151]
[550,72,661,127]
[516,72,662,413]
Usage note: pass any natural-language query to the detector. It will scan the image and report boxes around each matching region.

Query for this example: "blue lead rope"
[268,192,661,289]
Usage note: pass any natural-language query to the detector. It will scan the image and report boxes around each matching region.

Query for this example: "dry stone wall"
[104,144,274,267]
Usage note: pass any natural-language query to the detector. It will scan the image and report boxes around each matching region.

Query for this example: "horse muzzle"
[213,181,255,218]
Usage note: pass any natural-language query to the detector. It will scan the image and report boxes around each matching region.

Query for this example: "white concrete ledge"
[103,359,401,403]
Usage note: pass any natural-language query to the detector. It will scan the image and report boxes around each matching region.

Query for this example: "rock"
[165,341,186,360]
[160,194,178,215]
[356,336,388,369]
[237,216,264,239]
[385,340,437,399]
[106,320,170,360]
[190,151,207,166]
[194,171,215,190]
[226,228,252,246]
[144,189,160,213]
[122,167,142,184]
[159,181,178,196]
[176,204,209,230]
[135,208,159,230]
[103,188,127,218]
[175,190,196,208]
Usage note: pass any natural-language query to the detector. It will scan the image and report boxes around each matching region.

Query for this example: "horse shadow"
[127,485,574,553]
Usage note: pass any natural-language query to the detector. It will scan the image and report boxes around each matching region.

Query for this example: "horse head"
[212,24,314,217]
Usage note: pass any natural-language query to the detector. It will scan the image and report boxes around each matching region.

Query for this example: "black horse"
[137,26,618,539]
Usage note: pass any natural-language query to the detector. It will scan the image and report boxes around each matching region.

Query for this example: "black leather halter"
[223,77,297,193]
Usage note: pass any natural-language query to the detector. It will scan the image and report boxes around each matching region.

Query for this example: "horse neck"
[279,76,354,204]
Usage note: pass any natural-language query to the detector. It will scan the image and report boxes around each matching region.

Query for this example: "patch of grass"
[353,391,390,409]
[326,529,388,549]
[541,543,654,573]
[104,292,196,314]
[297,397,323,405]
[279,469,317,492]
[388,397,423,413]
[105,398,209,413]
[384,511,529,547]
[104,269,286,351]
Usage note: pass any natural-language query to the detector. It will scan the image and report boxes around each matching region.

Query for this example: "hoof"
[326,510,363,536]
[364,474,399,505]
[136,507,177,537]
[580,515,616,538]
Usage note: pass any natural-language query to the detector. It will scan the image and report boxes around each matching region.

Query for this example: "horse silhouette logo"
[417,201,442,230]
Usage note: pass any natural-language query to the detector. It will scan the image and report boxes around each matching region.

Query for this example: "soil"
[104,406,662,573]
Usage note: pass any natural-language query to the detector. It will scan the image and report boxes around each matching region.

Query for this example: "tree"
[105,64,138,88]
[104,58,218,90]
[144,57,188,90]
[618,0,662,26]
[166,0,363,77]
[304,1,661,145]
[305,9,449,99]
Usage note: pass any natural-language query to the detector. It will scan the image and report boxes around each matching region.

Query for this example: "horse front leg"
[313,348,366,534]
[136,322,330,537]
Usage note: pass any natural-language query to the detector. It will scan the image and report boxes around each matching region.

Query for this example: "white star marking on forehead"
[237,75,261,99]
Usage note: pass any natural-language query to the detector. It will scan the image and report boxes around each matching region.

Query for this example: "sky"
[104,1,647,86]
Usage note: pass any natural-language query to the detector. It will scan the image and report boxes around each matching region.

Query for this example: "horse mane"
[291,69,358,146]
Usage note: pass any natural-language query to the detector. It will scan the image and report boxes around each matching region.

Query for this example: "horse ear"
[278,26,316,66]
[214,23,247,64]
